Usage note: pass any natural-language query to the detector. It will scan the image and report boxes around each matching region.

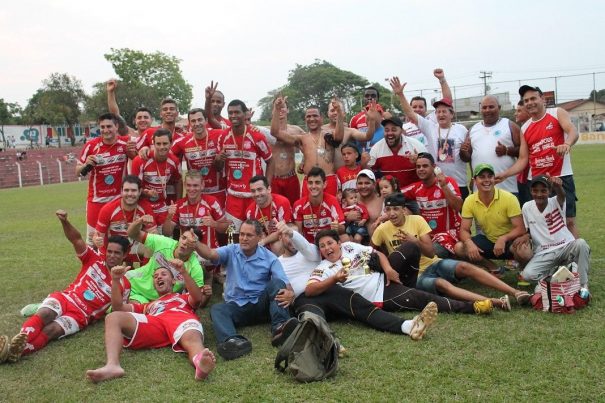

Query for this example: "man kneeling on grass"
[1,210,130,365]
[86,260,216,383]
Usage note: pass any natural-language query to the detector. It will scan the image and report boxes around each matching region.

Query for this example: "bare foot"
[86,365,125,383]
[194,348,216,381]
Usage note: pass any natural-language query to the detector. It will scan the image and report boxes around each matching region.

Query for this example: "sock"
[20,314,44,342]
[401,320,413,335]
[22,331,49,356]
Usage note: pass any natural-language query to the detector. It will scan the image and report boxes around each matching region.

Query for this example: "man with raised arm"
[86,260,216,383]
[0,210,130,364]
[204,81,231,130]
[106,78,153,139]
[391,76,470,199]
[271,95,344,197]
[77,113,136,244]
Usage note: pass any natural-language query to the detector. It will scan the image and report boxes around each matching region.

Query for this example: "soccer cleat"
[409,302,438,341]
[7,333,27,363]
[0,335,9,364]
[20,303,40,317]
[473,299,494,315]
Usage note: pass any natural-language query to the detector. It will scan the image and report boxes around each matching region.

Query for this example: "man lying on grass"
[86,259,216,383]
[1,210,130,365]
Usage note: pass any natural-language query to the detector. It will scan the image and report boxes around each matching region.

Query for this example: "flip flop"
[194,349,216,381]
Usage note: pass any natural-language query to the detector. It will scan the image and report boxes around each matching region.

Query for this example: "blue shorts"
[471,234,514,260]
[416,259,460,295]
[345,223,368,238]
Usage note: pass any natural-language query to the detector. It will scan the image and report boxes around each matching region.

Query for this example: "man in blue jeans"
[195,219,297,360]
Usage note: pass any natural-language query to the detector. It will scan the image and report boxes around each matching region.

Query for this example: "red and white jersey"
[171,132,223,194]
[343,203,370,223]
[522,108,573,178]
[336,165,361,190]
[132,292,195,316]
[245,193,293,236]
[207,116,232,132]
[293,193,345,242]
[137,127,187,151]
[368,135,427,188]
[63,246,131,322]
[402,177,461,236]
[401,122,428,146]
[131,153,181,215]
[217,126,273,198]
[171,195,225,249]
[79,136,130,203]
[522,196,574,256]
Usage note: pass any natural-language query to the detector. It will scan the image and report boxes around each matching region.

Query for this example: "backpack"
[274,311,339,382]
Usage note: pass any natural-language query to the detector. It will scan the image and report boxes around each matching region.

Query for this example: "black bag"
[274,312,339,382]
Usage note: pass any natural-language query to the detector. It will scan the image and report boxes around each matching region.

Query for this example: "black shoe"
[271,317,299,347]
[217,336,252,360]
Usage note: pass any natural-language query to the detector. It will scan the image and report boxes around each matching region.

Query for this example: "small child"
[342,188,370,243]
[336,142,362,191]
[370,176,401,232]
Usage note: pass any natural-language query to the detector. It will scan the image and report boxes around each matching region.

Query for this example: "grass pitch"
[0,145,604,402]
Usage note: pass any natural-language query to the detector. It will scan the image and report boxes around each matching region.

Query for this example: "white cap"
[356,169,376,182]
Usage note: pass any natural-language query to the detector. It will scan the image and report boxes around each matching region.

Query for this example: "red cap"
[432,98,453,109]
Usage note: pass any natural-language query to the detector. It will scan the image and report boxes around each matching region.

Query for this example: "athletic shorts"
[86,201,105,244]
[271,171,300,206]
[224,194,254,230]
[124,312,204,353]
[41,292,90,337]
[301,174,338,198]
[471,234,514,260]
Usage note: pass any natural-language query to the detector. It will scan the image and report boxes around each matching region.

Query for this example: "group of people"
[0,70,591,383]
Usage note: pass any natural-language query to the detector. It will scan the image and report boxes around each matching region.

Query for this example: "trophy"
[226,223,236,245]
[341,257,352,273]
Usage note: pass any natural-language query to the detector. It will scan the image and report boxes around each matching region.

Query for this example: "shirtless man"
[355,169,383,236]
[271,95,344,197]
[269,97,305,205]
[323,100,379,170]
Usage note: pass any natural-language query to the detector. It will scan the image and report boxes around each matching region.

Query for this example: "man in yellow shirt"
[372,193,531,310]
[455,163,533,275]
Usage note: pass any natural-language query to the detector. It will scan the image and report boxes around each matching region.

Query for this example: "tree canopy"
[589,89,605,104]
[85,48,193,124]
[257,60,394,126]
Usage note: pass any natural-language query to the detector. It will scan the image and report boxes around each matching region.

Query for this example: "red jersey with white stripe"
[336,165,362,190]
[79,136,130,203]
[171,132,223,194]
[132,292,195,316]
[171,195,225,249]
[63,246,131,322]
[217,126,273,198]
[343,203,370,222]
[402,177,461,236]
[245,193,293,236]
[522,197,574,256]
[293,193,345,242]
[368,136,427,188]
[206,116,232,132]
[522,108,573,177]
[130,153,181,215]
[136,127,188,151]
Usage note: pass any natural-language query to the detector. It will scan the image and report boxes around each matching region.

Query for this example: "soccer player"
[0,210,130,364]
[131,128,182,227]
[77,113,135,244]
[85,260,216,383]
[204,81,231,130]
[106,78,153,139]
[136,98,188,157]
[95,175,157,265]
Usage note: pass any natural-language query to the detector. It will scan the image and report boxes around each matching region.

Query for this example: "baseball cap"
[341,141,361,162]
[519,85,543,97]
[472,163,495,177]
[357,169,376,182]
[381,116,403,128]
[384,192,406,207]
[432,98,453,109]
[530,175,551,188]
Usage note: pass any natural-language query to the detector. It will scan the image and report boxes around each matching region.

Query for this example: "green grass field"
[1,145,604,402]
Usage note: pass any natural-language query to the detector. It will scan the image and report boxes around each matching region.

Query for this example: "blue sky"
[2,0,604,112]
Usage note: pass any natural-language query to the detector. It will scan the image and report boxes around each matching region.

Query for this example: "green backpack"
[274,311,339,382]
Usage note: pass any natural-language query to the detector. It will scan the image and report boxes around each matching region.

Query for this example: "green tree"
[589,89,605,104]
[23,73,87,147]
[0,99,22,146]
[258,60,394,126]
[85,48,193,124]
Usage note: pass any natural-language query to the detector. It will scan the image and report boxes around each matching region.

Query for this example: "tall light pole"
[479,71,492,95]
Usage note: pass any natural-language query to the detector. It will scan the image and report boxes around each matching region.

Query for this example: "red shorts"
[204,190,226,210]
[41,292,90,336]
[224,194,254,226]
[86,201,106,243]
[271,171,300,206]
[124,312,204,352]
[432,232,459,254]
[301,174,338,198]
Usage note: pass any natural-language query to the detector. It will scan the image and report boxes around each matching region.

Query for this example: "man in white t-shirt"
[517,175,590,290]
[461,95,521,195]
